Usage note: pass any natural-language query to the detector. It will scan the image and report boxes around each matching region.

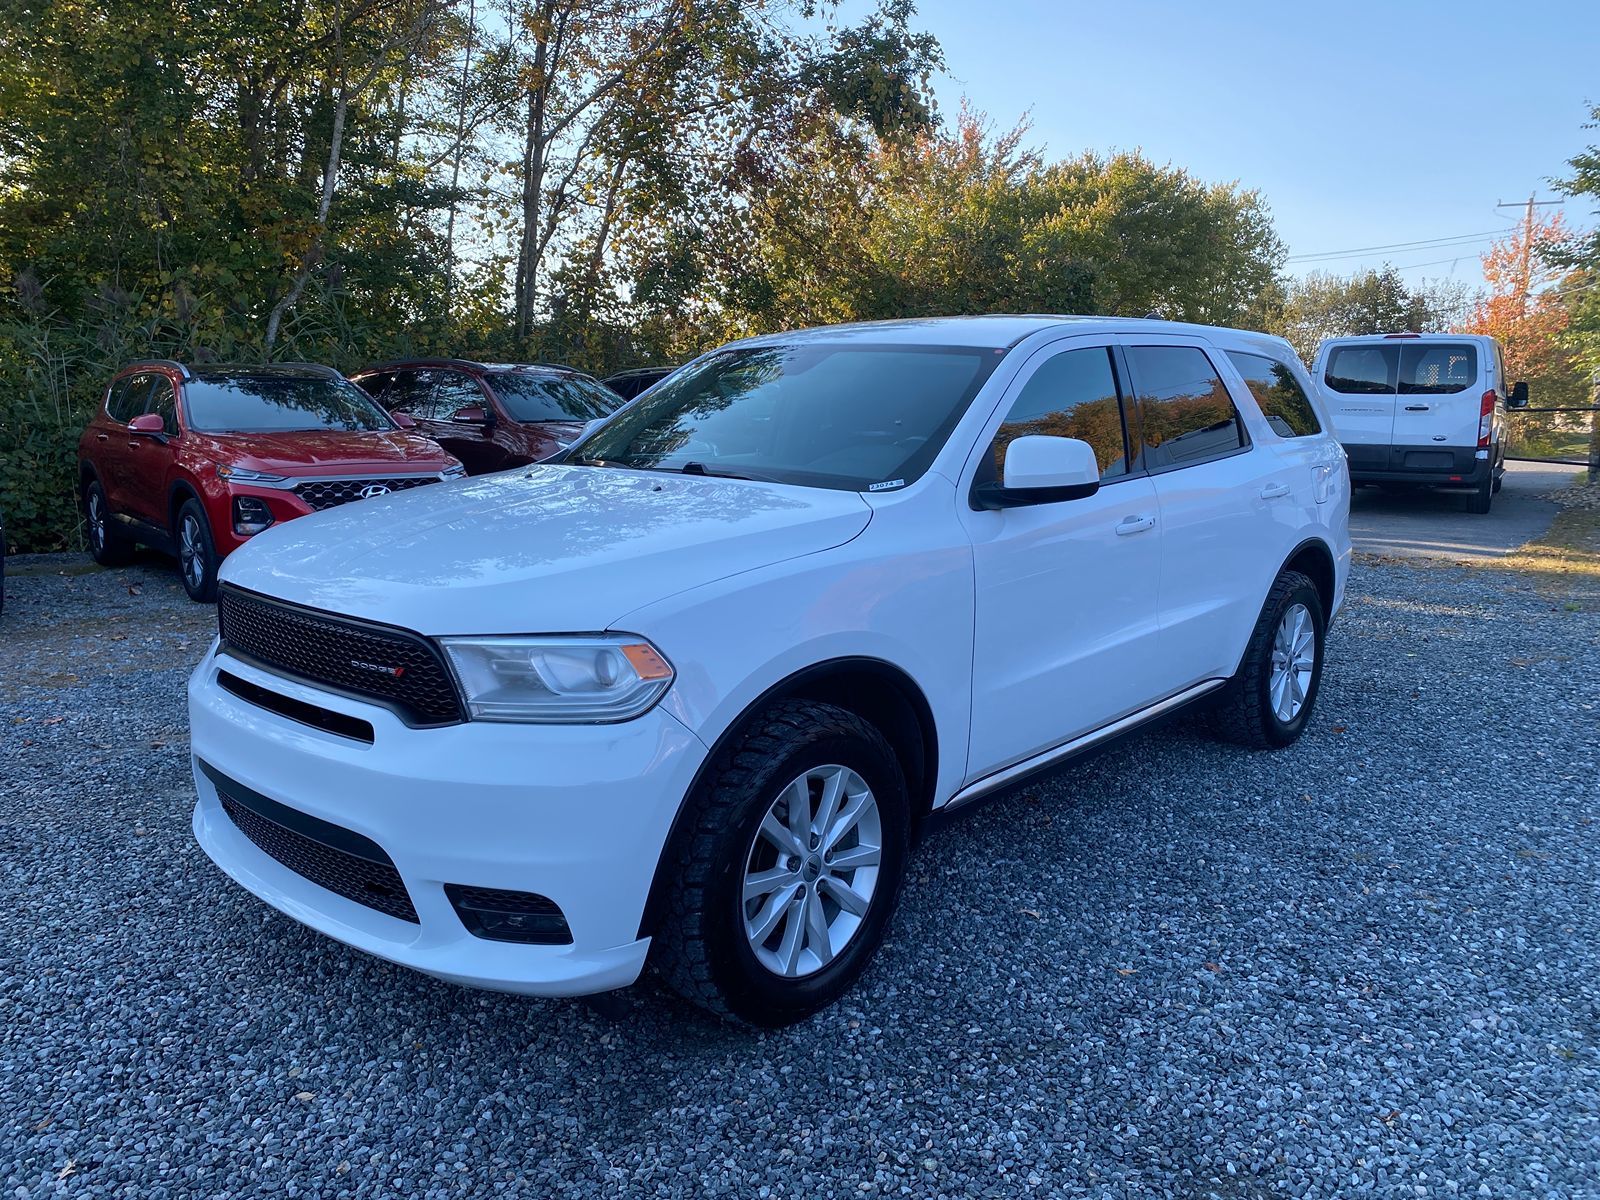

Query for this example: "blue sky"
[856,0,1599,291]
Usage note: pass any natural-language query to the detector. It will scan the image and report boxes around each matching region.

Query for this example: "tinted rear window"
[1324,345,1399,394]
[1127,346,1248,470]
[185,375,395,433]
[1226,351,1322,438]
[486,372,620,423]
[1398,343,1478,394]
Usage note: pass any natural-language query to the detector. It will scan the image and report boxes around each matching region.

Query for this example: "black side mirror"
[1509,381,1530,409]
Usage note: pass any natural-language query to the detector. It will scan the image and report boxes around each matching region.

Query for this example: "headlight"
[442,464,467,479]
[439,634,674,723]
[217,464,288,484]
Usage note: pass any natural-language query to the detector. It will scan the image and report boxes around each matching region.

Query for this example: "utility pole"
[1495,194,1563,316]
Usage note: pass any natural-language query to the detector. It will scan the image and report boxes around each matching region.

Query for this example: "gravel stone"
[1,552,1597,1198]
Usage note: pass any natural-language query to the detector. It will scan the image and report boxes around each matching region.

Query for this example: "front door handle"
[1259,482,1291,499]
[1404,404,1430,412]
[96,433,109,442]
[1115,514,1156,536]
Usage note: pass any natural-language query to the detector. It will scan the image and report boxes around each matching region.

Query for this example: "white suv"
[189,317,1351,1025]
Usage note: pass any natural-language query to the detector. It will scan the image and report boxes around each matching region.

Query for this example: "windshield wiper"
[679,461,780,483]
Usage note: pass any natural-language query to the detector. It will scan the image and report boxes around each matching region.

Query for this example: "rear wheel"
[1208,570,1325,750]
[1466,470,1493,514]
[654,700,909,1026]
[83,479,133,566]
[176,499,219,602]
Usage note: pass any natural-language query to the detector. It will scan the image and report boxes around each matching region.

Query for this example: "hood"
[220,465,873,634]
[191,429,453,475]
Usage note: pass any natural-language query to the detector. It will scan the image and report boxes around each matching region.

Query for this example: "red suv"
[350,358,621,475]
[77,360,464,602]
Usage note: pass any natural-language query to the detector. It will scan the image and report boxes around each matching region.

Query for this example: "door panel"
[1119,340,1284,689]
[122,376,180,527]
[1321,343,1399,447]
[961,342,1165,782]
[429,371,505,473]
[101,373,156,512]
[1390,341,1483,448]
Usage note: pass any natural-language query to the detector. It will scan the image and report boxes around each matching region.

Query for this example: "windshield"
[573,343,1000,491]
[486,372,620,423]
[185,375,395,433]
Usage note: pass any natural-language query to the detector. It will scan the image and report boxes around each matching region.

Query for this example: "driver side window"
[988,347,1130,481]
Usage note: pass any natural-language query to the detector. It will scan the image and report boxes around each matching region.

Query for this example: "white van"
[1310,333,1528,513]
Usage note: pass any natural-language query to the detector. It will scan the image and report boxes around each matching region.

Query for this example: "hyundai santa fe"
[188,316,1351,1025]
[78,361,464,601]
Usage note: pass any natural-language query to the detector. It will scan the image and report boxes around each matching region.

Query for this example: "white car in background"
[1311,332,1529,513]
[188,316,1351,1025]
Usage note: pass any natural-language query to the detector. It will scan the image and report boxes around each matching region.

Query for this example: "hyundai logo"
[358,483,392,499]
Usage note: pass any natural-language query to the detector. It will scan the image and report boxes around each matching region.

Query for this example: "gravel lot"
[2,552,1597,1198]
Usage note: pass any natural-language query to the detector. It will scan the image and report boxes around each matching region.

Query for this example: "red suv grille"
[217,586,466,726]
[293,475,438,511]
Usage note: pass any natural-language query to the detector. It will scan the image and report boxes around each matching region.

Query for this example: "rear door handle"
[96,433,108,442]
[1115,515,1156,536]
[1259,482,1291,499]
[1404,404,1430,412]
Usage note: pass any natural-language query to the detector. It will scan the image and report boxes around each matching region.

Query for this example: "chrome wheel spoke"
[748,882,801,944]
[826,843,880,871]
[802,889,831,961]
[759,811,805,859]
[821,792,868,855]
[776,893,807,974]
[819,875,870,916]
[811,768,845,841]
[743,866,797,902]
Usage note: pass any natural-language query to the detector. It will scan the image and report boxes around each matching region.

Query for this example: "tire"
[83,479,133,566]
[1491,467,1504,495]
[175,498,220,603]
[653,699,910,1026]
[1208,570,1326,751]
[1466,470,1493,514]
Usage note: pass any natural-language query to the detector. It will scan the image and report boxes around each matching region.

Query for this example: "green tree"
[1264,266,1472,363]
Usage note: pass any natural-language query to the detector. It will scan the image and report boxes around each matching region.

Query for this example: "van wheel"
[1491,468,1504,495]
[176,499,219,602]
[1467,471,1493,514]
[83,480,133,566]
[654,700,909,1026]
[1208,570,1325,750]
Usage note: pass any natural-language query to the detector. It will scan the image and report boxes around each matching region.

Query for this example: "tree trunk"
[513,17,552,344]
[442,0,477,320]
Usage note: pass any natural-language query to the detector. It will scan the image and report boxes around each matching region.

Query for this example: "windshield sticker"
[868,479,906,492]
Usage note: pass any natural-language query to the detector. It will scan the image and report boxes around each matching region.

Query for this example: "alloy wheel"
[741,764,882,978]
[180,514,205,590]
[1269,602,1315,723]
[88,490,106,552]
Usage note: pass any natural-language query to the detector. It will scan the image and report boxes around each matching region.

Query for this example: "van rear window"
[1324,345,1398,394]
[1397,343,1477,395]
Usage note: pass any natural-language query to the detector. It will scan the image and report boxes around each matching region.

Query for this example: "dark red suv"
[350,358,622,475]
[77,361,464,602]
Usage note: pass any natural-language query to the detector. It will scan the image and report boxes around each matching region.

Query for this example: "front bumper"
[188,646,708,995]
[1342,443,1491,488]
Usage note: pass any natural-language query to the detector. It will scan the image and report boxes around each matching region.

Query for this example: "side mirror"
[451,406,490,424]
[1509,381,1530,409]
[390,410,418,429]
[129,413,167,436]
[974,435,1101,509]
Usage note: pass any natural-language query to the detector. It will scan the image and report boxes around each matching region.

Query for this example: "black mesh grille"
[218,586,465,725]
[217,787,419,924]
[293,475,437,511]
[445,884,572,944]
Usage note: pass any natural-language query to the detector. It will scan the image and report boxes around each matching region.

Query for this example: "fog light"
[232,496,275,536]
[444,884,572,944]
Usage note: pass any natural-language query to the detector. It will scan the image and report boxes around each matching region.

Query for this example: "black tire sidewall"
[177,499,219,602]
[1253,580,1325,747]
[84,480,122,566]
[701,725,908,1026]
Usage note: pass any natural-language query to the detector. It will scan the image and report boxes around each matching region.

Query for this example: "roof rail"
[123,358,193,380]
[359,357,489,372]
[267,361,347,378]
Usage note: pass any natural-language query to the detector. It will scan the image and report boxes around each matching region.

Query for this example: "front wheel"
[1208,570,1326,750]
[176,499,219,603]
[654,700,909,1026]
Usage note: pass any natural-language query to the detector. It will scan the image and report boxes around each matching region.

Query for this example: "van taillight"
[1478,390,1495,448]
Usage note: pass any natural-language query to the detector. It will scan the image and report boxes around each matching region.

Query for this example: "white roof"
[731,315,1297,354]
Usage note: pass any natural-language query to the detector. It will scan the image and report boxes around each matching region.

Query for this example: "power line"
[1286,229,1508,262]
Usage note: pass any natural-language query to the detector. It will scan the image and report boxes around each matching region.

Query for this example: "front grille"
[218,586,465,726]
[206,764,419,924]
[293,475,437,511]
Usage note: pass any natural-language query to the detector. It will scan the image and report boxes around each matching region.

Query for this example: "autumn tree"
[1265,266,1472,363]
